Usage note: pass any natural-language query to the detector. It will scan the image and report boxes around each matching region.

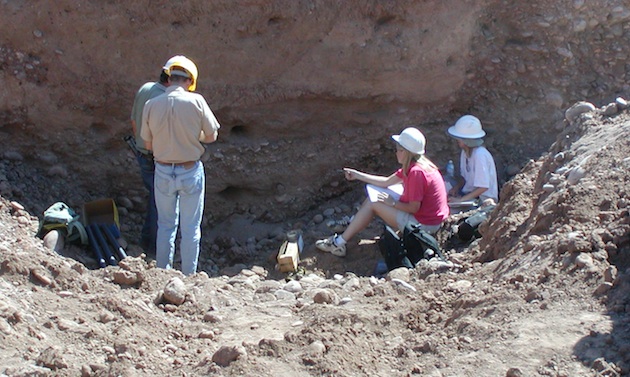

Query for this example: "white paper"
[365,183,403,203]
[448,200,478,208]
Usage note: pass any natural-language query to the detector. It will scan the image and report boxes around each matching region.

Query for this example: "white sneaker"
[315,235,346,257]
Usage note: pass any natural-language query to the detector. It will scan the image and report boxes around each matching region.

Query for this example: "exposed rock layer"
[1,0,629,228]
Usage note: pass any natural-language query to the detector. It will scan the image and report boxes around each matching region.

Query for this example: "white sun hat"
[391,127,426,155]
[447,115,486,139]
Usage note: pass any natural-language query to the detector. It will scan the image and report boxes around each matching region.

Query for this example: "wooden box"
[277,241,300,272]
[82,198,120,228]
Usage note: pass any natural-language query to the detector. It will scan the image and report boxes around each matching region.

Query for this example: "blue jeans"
[135,152,157,253]
[154,161,205,275]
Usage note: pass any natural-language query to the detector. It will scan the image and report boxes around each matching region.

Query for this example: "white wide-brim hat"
[447,115,486,139]
[392,127,426,155]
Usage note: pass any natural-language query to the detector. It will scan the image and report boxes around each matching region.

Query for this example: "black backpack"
[455,204,496,242]
[378,223,445,271]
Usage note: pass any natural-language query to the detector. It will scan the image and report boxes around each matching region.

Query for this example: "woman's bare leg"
[341,198,400,241]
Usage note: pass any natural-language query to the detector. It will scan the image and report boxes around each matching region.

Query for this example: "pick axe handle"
[101,224,127,260]
[85,225,106,268]
[89,224,117,266]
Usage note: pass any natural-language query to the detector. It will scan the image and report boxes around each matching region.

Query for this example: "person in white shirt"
[446,115,498,204]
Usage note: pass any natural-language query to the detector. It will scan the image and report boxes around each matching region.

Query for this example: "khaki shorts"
[396,210,440,234]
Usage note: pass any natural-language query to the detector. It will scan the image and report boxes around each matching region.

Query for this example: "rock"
[47,165,68,177]
[342,277,360,291]
[4,151,24,161]
[98,311,116,324]
[322,208,335,217]
[255,280,282,293]
[313,289,337,304]
[198,330,215,339]
[542,183,555,192]
[163,277,187,305]
[43,230,65,253]
[308,340,326,355]
[447,280,473,293]
[391,278,417,292]
[212,345,247,366]
[203,313,222,323]
[10,201,24,211]
[524,290,542,303]
[274,289,296,300]
[37,346,69,370]
[117,196,134,210]
[31,268,53,286]
[567,166,586,184]
[117,256,146,271]
[387,267,410,281]
[545,91,564,108]
[615,97,628,109]
[604,266,617,283]
[554,151,566,161]
[112,270,141,285]
[0,317,12,335]
[80,364,92,377]
[564,101,596,124]
[57,318,77,331]
[574,253,594,269]
[602,103,618,116]
[573,18,587,32]
[594,282,613,295]
[283,280,302,293]
[548,174,563,184]
[250,265,267,277]
[506,367,524,377]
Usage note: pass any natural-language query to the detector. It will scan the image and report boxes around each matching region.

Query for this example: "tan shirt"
[141,86,220,162]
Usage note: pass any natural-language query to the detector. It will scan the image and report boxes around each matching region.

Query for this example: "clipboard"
[366,183,403,203]
[448,200,478,208]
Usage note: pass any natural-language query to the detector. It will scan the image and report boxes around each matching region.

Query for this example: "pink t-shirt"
[395,164,449,225]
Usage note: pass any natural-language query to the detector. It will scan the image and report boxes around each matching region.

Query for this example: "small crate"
[277,241,300,272]
[82,198,119,228]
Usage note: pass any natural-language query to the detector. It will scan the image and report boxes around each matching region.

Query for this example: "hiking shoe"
[326,216,353,233]
[315,235,346,257]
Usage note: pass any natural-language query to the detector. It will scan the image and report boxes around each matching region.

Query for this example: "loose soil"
[0,105,629,376]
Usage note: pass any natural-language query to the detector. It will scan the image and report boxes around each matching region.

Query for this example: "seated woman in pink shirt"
[316,127,450,257]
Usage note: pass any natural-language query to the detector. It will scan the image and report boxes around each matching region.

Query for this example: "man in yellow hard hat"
[141,55,220,275]
[128,56,179,256]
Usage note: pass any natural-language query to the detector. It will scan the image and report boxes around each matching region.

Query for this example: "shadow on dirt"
[573,240,630,376]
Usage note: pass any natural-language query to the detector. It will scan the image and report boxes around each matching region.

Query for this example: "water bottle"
[446,160,455,178]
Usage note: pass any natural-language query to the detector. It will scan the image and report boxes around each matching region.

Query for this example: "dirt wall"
[1,0,629,227]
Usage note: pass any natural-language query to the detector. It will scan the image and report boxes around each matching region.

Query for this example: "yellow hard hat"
[166,55,198,91]
[162,56,180,72]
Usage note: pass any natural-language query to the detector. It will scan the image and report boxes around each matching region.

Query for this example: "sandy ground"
[0,101,628,376]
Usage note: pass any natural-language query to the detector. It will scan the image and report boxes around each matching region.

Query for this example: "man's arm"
[199,129,218,143]
[450,186,487,202]
[199,97,220,144]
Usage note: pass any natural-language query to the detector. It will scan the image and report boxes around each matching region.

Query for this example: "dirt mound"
[0,101,628,376]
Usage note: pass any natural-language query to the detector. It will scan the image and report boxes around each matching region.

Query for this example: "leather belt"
[156,160,198,169]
